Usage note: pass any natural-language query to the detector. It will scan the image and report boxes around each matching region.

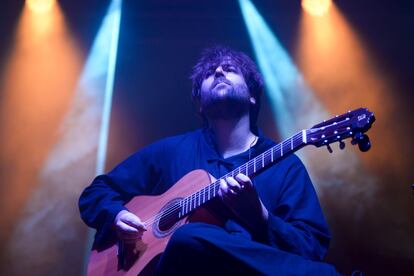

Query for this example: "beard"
[200,81,251,121]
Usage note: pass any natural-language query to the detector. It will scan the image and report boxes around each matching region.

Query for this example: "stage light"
[302,0,332,16]
[0,0,122,274]
[237,0,378,202]
[296,2,389,119]
[0,0,83,274]
[26,0,55,13]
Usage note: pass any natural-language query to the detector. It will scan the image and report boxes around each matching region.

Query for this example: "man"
[79,46,339,275]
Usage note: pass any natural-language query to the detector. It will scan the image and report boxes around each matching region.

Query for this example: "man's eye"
[205,70,214,77]
[224,65,236,72]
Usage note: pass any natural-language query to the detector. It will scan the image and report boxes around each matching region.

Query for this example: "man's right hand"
[114,210,147,243]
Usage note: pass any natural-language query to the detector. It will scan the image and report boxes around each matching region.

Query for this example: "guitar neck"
[179,130,308,217]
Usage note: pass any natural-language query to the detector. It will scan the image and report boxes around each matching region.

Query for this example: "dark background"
[1,0,413,275]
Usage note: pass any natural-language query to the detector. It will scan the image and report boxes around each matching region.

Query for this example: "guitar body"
[87,169,218,276]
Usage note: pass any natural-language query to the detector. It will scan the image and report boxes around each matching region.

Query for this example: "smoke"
[2,2,123,274]
[294,5,414,272]
[3,80,102,274]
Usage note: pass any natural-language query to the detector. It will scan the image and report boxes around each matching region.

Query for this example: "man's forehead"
[208,56,239,68]
[219,56,237,65]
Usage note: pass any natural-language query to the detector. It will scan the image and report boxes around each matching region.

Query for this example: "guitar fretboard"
[178,130,307,217]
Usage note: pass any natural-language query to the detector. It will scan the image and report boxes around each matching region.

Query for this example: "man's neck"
[208,114,257,159]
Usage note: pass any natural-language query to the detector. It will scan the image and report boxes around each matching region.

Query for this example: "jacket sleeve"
[266,155,331,261]
[78,143,164,249]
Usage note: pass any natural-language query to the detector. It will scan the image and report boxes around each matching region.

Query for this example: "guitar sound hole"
[158,202,180,232]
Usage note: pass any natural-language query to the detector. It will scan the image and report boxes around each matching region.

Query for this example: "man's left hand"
[218,173,269,233]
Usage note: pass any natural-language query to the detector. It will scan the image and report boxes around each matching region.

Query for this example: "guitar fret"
[291,137,293,150]
[202,189,205,204]
[193,193,196,209]
[271,147,274,162]
[281,143,283,156]
[205,187,208,202]
[262,154,264,168]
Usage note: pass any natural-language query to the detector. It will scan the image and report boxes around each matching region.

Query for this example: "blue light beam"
[78,0,122,274]
[238,0,378,209]
[78,0,123,176]
[238,0,328,139]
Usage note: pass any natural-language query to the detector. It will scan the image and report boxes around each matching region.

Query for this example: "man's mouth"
[211,78,231,89]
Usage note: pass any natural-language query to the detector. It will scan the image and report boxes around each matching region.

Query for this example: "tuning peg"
[351,132,362,145]
[339,140,346,150]
[352,132,371,152]
[326,144,333,153]
[358,134,371,152]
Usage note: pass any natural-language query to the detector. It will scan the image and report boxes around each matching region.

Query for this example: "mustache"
[211,77,232,89]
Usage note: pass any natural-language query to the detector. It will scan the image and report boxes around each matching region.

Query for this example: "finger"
[235,174,253,188]
[219,178,229,194]
[117,221,139,234]
[122,214,147,230]
[219,179,236,198]
[226,177,242,191]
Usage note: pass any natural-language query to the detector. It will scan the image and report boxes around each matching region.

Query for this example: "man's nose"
[214,66,225,78]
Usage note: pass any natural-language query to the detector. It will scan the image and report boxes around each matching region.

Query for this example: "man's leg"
[156,222,339,275]
[156,222,255,275]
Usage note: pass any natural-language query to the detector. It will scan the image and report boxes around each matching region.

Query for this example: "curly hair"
[190,45,264,132]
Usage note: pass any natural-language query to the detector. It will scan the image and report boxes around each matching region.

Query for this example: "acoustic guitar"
[87,108,375,275]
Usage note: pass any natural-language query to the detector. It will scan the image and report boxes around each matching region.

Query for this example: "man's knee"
[157,223,218,274]
[166,222,209,252]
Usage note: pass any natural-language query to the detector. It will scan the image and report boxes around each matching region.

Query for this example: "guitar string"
[142,133,305,227]
[144,121,356,226]
[147,125,354,227]
[142,132,306,227]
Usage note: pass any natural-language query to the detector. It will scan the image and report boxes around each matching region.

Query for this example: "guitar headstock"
[307,108,375,152]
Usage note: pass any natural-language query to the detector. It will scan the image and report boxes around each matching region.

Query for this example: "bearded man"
[79,46,339,275]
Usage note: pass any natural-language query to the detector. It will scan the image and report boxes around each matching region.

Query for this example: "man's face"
[199,58,253,120]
